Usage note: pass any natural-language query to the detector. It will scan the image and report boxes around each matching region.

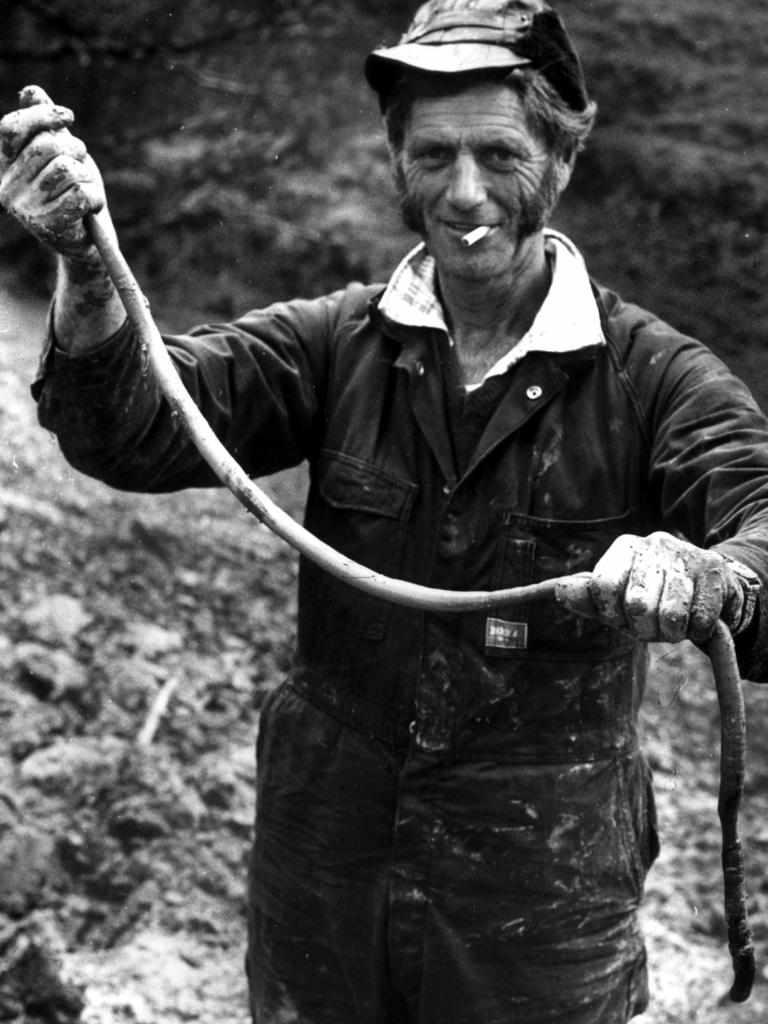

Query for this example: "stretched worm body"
[708,621,755,1001]
[86,209,755,1003]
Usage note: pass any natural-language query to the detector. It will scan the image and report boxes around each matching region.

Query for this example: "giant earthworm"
[707,621,755,1002]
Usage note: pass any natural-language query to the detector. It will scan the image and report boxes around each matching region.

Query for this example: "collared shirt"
[378,228,606,390]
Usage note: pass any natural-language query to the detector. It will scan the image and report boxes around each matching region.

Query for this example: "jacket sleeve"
[612,294,768,680]
[33,285,370,492]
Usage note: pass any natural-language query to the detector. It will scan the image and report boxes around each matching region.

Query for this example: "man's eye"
[417,146,452,165]
[484,147,517,167]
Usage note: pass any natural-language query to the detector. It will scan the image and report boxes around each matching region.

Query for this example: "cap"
[365,0,589,113]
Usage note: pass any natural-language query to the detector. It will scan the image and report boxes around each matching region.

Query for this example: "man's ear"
[388,142,410,201]
[387,137,404,180]
[556,146,577,194]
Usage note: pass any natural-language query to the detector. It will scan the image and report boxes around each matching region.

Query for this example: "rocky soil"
[1,273,767,1022]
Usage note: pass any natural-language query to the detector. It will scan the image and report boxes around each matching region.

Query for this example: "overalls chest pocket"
[308,449,419,640]
[490,507,644,659]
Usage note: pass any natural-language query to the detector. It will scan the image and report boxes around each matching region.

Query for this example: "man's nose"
[446,153,487,209]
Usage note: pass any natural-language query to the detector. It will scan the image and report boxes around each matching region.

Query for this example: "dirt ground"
[1,271,768,1023]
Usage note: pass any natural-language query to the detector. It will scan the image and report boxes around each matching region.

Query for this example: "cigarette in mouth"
[461,225,492,247]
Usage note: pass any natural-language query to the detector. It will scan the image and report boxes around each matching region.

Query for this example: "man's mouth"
[444,220,486,232]
[461,226,493,247]
[442,220,496,245]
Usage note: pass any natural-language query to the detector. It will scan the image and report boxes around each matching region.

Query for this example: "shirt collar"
[378,244,446,332]
[378,229,605,386]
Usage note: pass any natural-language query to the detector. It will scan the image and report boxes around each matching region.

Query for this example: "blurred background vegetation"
[1,0,767,406]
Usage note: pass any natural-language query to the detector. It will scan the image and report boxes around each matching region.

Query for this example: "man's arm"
[52,253,126,353]
[0,85,125,351]
[556,305,768,668]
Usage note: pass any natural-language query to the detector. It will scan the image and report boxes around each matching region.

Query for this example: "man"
[2,1,768,1021]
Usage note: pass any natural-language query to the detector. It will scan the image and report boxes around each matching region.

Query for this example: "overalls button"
[526,385,543,400]
[416,361,426,376]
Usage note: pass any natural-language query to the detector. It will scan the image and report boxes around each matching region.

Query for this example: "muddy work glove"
[555,531,759,644]
[0,85,105,260]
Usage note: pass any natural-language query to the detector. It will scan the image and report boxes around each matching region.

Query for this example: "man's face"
[396,82,572,279]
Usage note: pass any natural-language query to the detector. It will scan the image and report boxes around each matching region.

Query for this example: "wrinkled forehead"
[404,84,535,147]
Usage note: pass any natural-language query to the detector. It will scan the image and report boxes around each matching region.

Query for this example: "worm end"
[728,947,755,1002]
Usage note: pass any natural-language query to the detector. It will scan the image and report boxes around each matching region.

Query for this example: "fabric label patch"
[485,617,528,652]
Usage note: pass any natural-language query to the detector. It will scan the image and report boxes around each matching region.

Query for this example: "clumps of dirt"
[0,492,297,1020]
[0,304,302,1020]
[0,912,85,1023]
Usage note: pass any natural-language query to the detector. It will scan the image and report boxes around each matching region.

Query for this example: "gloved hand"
[0,85,105,260]
[555,531,757,644]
